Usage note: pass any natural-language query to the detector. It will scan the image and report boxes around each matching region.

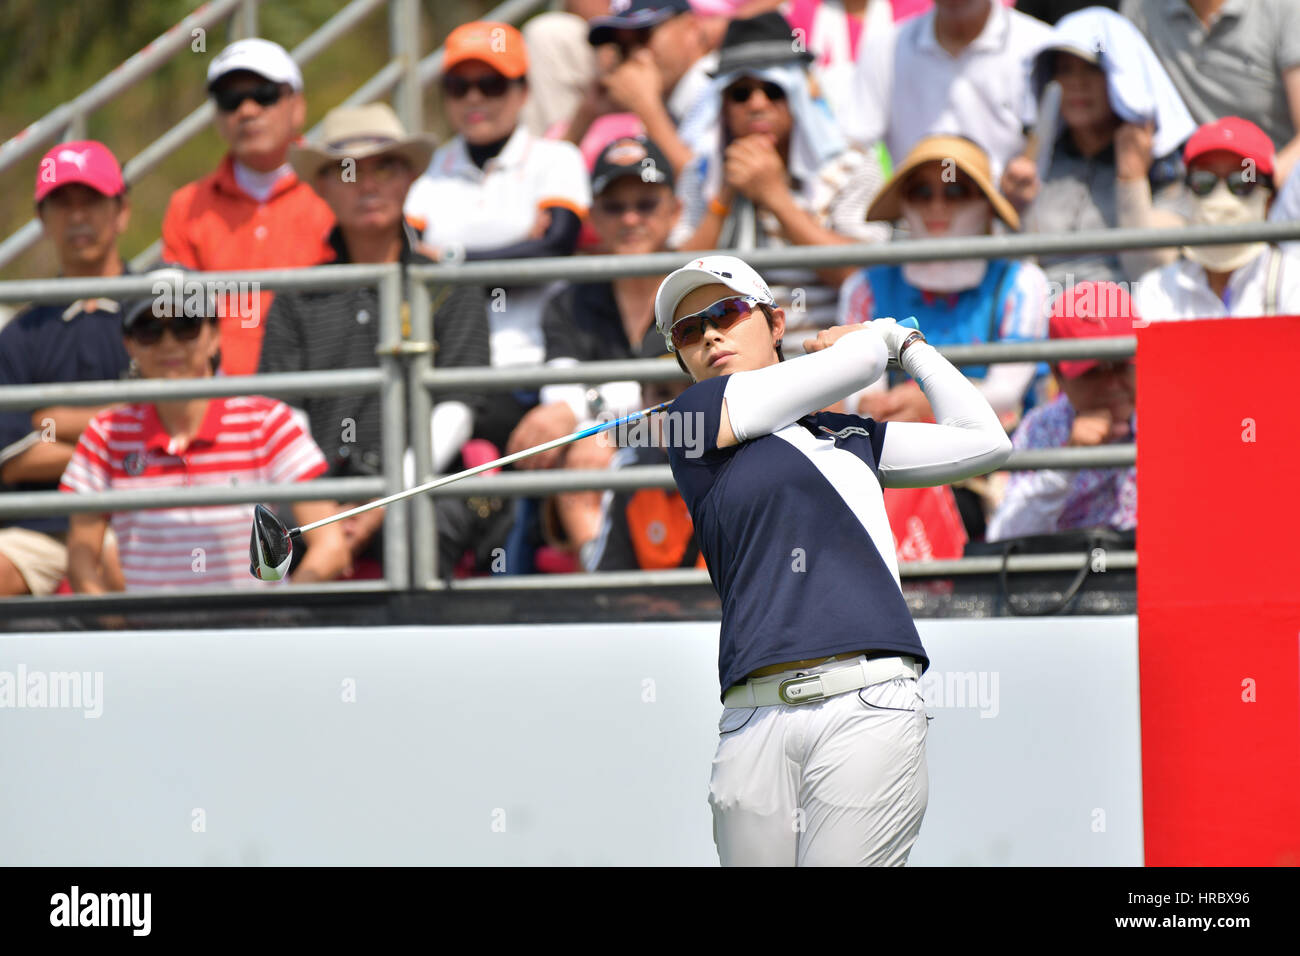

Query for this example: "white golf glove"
[870,316,924,369]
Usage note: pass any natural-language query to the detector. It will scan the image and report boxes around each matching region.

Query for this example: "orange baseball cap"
[443,21,528,79]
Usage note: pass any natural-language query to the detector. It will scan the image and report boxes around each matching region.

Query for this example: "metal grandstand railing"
[11,219,1292,598]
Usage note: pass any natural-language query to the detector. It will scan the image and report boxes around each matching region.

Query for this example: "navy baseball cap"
[591,135,675,196]
[589,0,691,47]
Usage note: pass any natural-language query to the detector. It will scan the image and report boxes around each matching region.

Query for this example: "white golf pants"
[709,667,929,867]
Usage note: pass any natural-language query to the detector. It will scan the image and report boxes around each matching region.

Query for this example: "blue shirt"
[859,260,1036,380]
[667,375,928,698]
[0,298,131,535]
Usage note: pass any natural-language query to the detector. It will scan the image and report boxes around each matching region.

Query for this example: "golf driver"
[249,400,674,581]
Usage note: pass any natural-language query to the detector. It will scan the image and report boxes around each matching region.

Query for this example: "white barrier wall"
[0,617,1141,866]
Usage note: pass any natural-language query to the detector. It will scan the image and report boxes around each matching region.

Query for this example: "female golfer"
[656,254,1012,866]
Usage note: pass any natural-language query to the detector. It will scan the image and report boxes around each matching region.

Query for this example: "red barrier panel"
[1138,316,1300,865]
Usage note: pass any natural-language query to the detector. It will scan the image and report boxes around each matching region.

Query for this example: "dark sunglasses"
[1185,167,1263,199]
[442,74,514,99]
[126,314,211,346]
[595,195,664,217]
[669,296,761,351]
[212,81,286,112]
[904,180,977,203]
[725,81,786,105]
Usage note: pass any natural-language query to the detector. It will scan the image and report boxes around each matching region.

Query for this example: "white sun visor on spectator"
[654,255,777,350]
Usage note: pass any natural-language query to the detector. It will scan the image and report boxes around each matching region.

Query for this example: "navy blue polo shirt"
[667,374,929,697]
[0,298,131,535]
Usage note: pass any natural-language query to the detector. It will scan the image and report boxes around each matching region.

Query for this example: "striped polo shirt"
[60,396,327,589]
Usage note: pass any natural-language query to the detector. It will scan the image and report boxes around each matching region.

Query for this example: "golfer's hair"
[675,304,784,379]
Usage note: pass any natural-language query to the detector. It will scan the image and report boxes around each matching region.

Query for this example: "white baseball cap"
[207,38,303,92]
[654,255,776,351]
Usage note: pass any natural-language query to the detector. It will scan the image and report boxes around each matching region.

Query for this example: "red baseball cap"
[1183,117,1275,178]
[34,140,125,203]
[1049,281,1138,379]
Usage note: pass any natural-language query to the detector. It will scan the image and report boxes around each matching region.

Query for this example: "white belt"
[723,655,922,709]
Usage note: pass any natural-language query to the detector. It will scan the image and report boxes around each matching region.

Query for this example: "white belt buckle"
[778,673,824,705]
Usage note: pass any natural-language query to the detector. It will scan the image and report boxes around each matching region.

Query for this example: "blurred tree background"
[0,0,511,281]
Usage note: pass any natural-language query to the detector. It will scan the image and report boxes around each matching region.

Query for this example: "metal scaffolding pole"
[377,266,411,590]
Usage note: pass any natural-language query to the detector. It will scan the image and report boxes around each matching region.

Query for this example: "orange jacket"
[161,153,335,375]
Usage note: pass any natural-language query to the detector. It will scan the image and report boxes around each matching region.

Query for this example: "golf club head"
[250,504,294,581]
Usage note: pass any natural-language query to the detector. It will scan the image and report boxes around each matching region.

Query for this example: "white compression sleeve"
[431,400,474,473]
[724,326,890,443]
[877,342,1013,488]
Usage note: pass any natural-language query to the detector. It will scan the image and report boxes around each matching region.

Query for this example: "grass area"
[0,0,504,282]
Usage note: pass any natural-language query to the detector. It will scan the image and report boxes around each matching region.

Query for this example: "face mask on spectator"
[1184,180,1270,273]
[900,203,990,292]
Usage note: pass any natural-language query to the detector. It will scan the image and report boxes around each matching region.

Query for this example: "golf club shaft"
[291,400,674,536]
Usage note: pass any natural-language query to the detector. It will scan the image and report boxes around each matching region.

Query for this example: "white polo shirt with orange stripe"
[60,396,327,590]
[404,125,591,368]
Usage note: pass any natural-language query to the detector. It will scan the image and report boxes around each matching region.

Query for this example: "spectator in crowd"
[986,280,1136,540]
[840,135,1047,538]
[1267,158,1300,256]
[841,135,1049,425]
[161,38,335,376]
[1015,0,1116,24]
[0,141,133,597]
[586,353,701,572]
[520,0,609,137]
[782,0,917,126]
[59,279,349,590]
[1005,6,1195,285]
[507,135,681,566]
[1135,117,1300,320]
[845,0,1052,181]
[673,11,890,349]
[404,20,590,453]
[1121,0,1300,185]
[568,0,726,175]
[262,104,495,579]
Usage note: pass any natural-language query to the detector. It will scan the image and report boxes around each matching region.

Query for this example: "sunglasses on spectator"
[1185,168,1263,198]
[126,314,212,346]
[904,180,977,203]
[669,296,762,351]
[595,194,664,217]
[725,81,786,105]
[442,74,514,99]
[212,81,286,112]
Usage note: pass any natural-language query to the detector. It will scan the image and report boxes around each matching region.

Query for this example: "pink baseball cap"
[34,140,125,203]
[1049,281,1139,378]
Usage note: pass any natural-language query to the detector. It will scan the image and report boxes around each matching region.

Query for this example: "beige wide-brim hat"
[866,135,1020,231]
[289,103,436,183]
